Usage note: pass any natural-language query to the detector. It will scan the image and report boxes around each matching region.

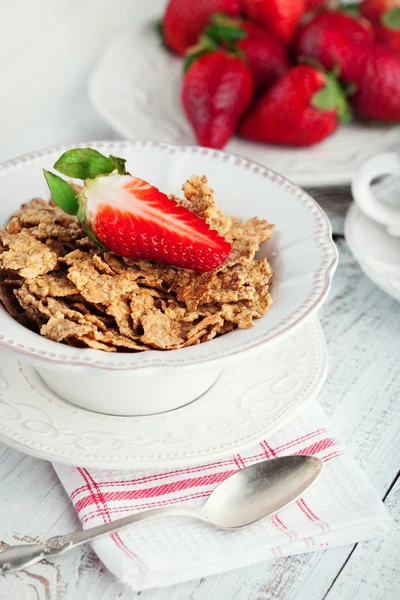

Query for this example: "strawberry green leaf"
[154,18,171,52]
[54,148,116,180]
[226,44,246,60]
[210,12,238,26]
[184,34,217,71]
[109,155,127,175]
[382,7,400,29]
[311,72,352,124]
[298,56,330,72]
[311,86,337,111]
[77,197,106,251]
[184,54,199,70]
[43,170,79,215]
[204,24,246,42]
[338,2,360,17]
[154,18,163,38]
[205,13,245,45]
[342,81,357,96]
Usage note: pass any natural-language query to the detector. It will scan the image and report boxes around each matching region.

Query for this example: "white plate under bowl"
[0,140,337,375]
[345,203,400,302]
[89,22,400,188]
[0,318,327,469]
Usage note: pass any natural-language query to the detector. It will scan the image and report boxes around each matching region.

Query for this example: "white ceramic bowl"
[0,141,338,415]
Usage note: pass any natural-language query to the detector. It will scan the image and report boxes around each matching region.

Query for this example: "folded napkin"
[54,403,390,591]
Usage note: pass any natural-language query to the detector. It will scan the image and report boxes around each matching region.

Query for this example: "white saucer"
[345,204,400,302]
[0,318,327,469]
[89,22,400,188]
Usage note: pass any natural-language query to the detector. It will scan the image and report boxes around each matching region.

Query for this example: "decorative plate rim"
[0,140,338,373]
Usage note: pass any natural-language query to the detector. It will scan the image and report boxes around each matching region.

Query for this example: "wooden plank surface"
[0,189,399,600]
[325,478,399,600]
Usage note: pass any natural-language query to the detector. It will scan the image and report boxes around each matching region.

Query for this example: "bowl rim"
[0,139,338,373]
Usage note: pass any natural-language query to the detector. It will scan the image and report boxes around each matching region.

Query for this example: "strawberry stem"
[184,34,218,70]
[109,155,127,175]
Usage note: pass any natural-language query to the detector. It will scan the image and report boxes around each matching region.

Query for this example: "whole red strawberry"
[348,43,400,120]
[44,149,231,272]
[361,0,400,53]
[181,51,254,149]
[203,15,290,92]
[295,10,375,82]
[163,0,242,55]
[243,0,306,45]
[295,10,400,121]
[239,65,350,146]
[237,22,290,91]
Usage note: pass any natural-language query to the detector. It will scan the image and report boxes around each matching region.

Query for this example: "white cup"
[351,152,400,237]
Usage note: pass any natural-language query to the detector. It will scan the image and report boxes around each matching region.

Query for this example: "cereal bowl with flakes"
[0,141,337,416]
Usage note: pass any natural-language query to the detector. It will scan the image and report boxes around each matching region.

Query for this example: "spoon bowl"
[201,455,322,528]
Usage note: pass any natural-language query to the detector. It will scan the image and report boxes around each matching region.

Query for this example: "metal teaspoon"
[0,455,322,574]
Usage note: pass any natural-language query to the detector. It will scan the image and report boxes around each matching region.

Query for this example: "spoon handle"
[0,506,199,574]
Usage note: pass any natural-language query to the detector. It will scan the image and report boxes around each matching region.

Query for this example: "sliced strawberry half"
[43,148,231,272]
[83,174,231,271]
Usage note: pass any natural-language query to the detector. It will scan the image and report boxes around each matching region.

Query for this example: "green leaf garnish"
[311,72,352,124]
[382,7,400,29]
[54,148,116,179]
[109,155,127,175]
[43,170,79,215]
[46,148,128,246]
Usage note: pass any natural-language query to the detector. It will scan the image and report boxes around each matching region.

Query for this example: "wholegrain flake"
[26,273,78,298]
[0,231,57,279]
[41,317,96,343]
[0,176,274,351]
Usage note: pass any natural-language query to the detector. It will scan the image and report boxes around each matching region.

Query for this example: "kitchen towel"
[54,402,391,591]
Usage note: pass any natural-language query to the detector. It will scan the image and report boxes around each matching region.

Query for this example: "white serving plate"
[345,203,400,303]
[0,318,327,468]
[89,25,400,188]
[0,140,337,381]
